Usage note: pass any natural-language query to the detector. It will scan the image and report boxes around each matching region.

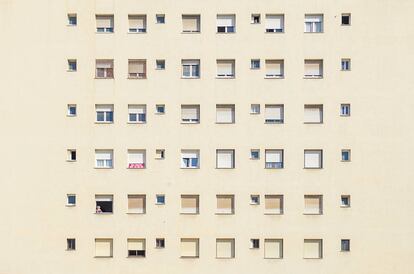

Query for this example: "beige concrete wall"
[1,0,414,273]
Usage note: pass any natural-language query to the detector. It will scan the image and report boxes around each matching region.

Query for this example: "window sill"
[216,32,236,34]
[65,204,76,207]
[127,122,147,124]
[216,76,235,79]
[155,68,165,70]
[127,167,146,170]
[340,205,351,208]
[94,77,114,79]
[66,24,77,27]
[94,167,113,169]
[127,77,147,80]
[215,212,234,215]
[94,256,113,258]
[264,76,284,79]
[215,122,235,124]
[66,160,76,162]
[95,32,114,34]
[180,212,199,215]
[264,31,285,34]
[303,32,324,34]
[66,115,77,117]
[181,31,201,34]
[250,158,260,160]
[94,212,113,215]
[67,70,77,72]
[265,167,284,170]
[127,256,146,258]
[154,112,165,115]
[181,77,200,79]
[250,203,260,205]
[127,32,147,34]
[303,76,323,79]
[303,257,322,260]
[303,122,323,124]
[65,249,76,251]
[155,203,165,205]
[95,122,114,124]
[341,160,351,162]
[126,212,146,215]
[303,167,323,170]
[181,122,200,124]
[215,167,235,169]
[180,167,200,169]
[303,213,322,215]
[264,213,283,215]
[180,256,199,259]
[265,122,284,124]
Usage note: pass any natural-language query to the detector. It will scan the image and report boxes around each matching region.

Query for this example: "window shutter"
[217,150,234,168]
[304,150,322,168]
[216,239,234,258]
[265,150,282,163]
[128,239,145,250]
[95,239,112,257]
[96,16,113,28]
[265,105,283,120]
[128,16,145,28]
[217,15,234,26]
[128,61,145,74]
[265,60,283,76]
[217,196,233,213]
[305,15,322,23]
[96,60,113,69]
[304,196,322,214]
[128,105,145,114]
[304,106,322,123]
[128,195,145,213]
[183,16,199,31]
[217,61,234,76]
[216,106,234,123]
[95,195,113,202]
[181,106,199,120]
[181,196,198,213]
[181,150,198,159]
[304,239,322,258]
[181,239,198,257]
[95,151,112,160]
[265,15,283,29]
[128,151,144,164]
[265,195,282,213]
[264,239,282,259]
[304,60,322,76]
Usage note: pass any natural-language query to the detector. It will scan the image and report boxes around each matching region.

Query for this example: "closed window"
[128,60,146,78]
[250,149,260,160]
[156,14,165,24]
[265,150,283,169]
[95,60,114,78]
[341,14,351,26]
[127,239,146,257]
[216,239,235,258]
[182,15,200,32]
[67,104,77,116]
[304,15,323,33]
[182,60,200,78]
[128,105,146,123]
[95,238,113,258]
[251,59,260,69]
[216,195,235,214]
[95,195,113,213]
[127,150,146,169]
[181,195,199,214]
[340,104,351,116]
[181,150,199,168]
[303,239,323,259]
[95,150,113,168]
[264,239,283,259]
[265,60,284,78]
[67,14,77,26]
[341,149,351,161]
[304,60,323,78]
[67,194,76,206]
[265,195,283,214]
[304,150,323,169]
[341,58,351,71]
[265,14,284,32]
[67,59,77,71]
[304,105,323,123]
[67,238,76,250]
[216,104,235,123]
[156,194,165,205]
[265,104,284,123]
[156,60,165,70]
[128,194,146,213]
[216,149,235,169]
[128,15,146,33]
[181,105,200,123]
[155,104,165,114]
[304,195,323,214]
[216,60,235,78]
[96,104,114,123]
[250,104,260,114]
[341,195,351,207]
[341,239,350,252]
[217,15,235,33]
[180,238,199,258]
[96,15,114,33]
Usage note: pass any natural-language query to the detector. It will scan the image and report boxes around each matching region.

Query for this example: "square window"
[68,14,77,26]
[155,149,165,159]
[304,59,323,78]
[217,14,235,33]
[216,239,235,258]
[95,150,113,168]
[250,195,260,205]
[95,238,113,257]
[304,14,323,33]
[341,195,351,207]
[251,14,260,24]
[181,150,200,168]
[180,238,199,258]
[182,59,200,78]
[156,60,165,70]
[68,60,77,71]
[128,105,146,123]
[340,104,351,116]
[250,149,260,160]
[128,15,147,33]
[265,149,283,169]
[95,195,113,213]
[216,105,235,123]
[128,194,146,214]
[304,150,323,169]
[341,239,350,251]
[67,194,76,206]
[67,104,77,116]
[265,14,284,33]
[96,15,114,33]
[182,15,201,33]
[250,104,260,114]
[304,195,323,215]
[265,60,284,78]
[264,195,283,214]
[156,14,165,24]
[67,149,76,161]
[303,239,323,259]
[128,59,146,78]
[67,238,76,250]
[265,105,284,123]
[264,239,283,259]
[216,149,235,168]
[156,104,165,114]
[181,105,200,123]
[95,59,114,78]
[341,14,351,25]
[181,195,199,214]
[216,59,235,78]
[250,239,260,249]
[127,239,146,257]
[216,195,235,214]
[156,238,165,248]
[341,59,351,71]
[251,59,260,69]
[127,150,146,169]
[341,149,351,161]
[156,194,165,205]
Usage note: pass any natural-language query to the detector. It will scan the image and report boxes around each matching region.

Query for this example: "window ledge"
[127,77,147,80]
[94,212,113,215]
[66,160,76,162]
[95,32,114,34]
[264,76,284,79]
[94,256,113,258]
[180,167,200,169]
[126,212,146,215]
[67,70,77,72]
[264,213,283,215]
[264,32,285,34]
[215,212,234,215]
[216,32,236,34]
[303,213,323,215]
[215,77,235,79]
[127,122,147,124]
[340,206,351,208]
[95,122,114,124]
[94,77,114,79]
[181,77,200,79]
[250,203,260,205]
[181,31,201,34]
[303,167,323,170]
[180,212,199,215]
[303,76,323,79]
[127,32,147,34]
[303,122,323,124]
[94,167,113,169]
[66,115,77,117]
[181,122,200,124]
[303,32,324,34]
[65,204,76,207]
[215,167,235,169]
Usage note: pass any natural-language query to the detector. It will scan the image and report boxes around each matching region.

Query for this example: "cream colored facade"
[1,0,414,273]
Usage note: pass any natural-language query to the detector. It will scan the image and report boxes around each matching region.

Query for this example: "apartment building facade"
[1,0,414,273]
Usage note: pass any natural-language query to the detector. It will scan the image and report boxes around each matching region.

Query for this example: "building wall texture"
[1,0,414,273]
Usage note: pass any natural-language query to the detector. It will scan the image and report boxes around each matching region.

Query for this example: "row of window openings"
[67,59,352,78]
[66,194,351,213]
[67,149,351,169]
[67,104,352,123]
[66,238,351,258]
[67,14,351,33]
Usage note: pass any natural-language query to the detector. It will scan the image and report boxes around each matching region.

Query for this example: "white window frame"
[217,14,235,33]
[304,150,323,169]
[265,14,284,33]
[128,104,146,123]
[216,149,235,169]
[265,149,284,169]
[182,60,200,78]
[128,15,147,33]
[265,104,284,123]
[67,104,77,116]
[95,59,114,78]
[181,150,200,169]
[216,105,235,124]
[304,60,323,78]
[95,104,114,123]
[216,60,235,78]
[96,15,114,33]
[304,14,323,33]
[181,105,200,123]
[95,150,113,168]
[127,150,146,169]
